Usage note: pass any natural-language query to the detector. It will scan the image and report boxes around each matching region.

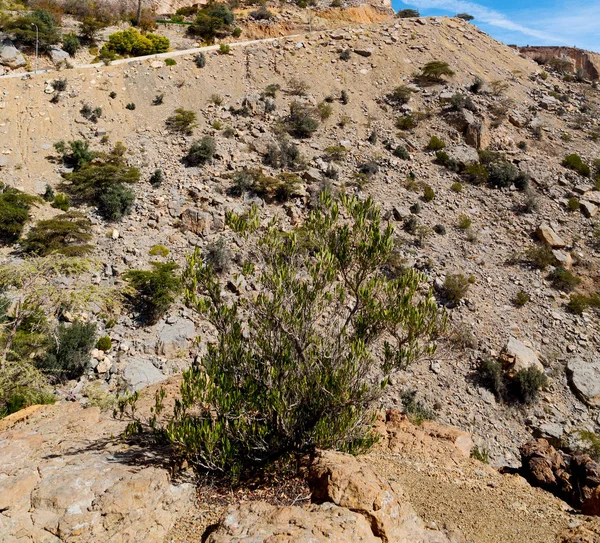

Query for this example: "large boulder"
[0,400,194,542]
[519,439,572,497]
[536,223,567,248]
[156,318,196,358]
[566,356,600,407]
[0,38,26,68]
[122,357,168,391]
[444,144,479,168]
[180,208,212,236]
[444,109,490,149]
[309,450,449,542]
[49,46,69,65]
[501,336,544,375]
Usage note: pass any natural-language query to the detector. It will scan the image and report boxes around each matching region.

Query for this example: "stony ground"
[1,10,599,477]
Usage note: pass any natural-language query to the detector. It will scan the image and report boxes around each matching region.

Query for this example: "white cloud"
[402,0,568,44]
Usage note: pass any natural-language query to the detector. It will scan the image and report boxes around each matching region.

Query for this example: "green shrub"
[43,185,55,202]
[387,85,414,106]
[400,388,435,425]
[285,101,319,138]
[165,57,176,66]
[393,146,410,159]
[513,290,530,307]
[451,182,463,193]
[457,213,471,229]
[567,293,600,315]
[184,136,216,166]
[434,151,459,171]
[194,52,206,67]
[562,154,590,177]
[513,367,547,403]
[469,77,484,94]
[149,168,165,187]
[21,212,93,257]
[80,103,102,123]
[40,321,97,381]
[524,245,556,269]
[219,43,231,55]
[265,137,303,169]
[51,193,70,211]
[118,191,442,475]
[97,183,135,221]
[125,102,136,110]
[96,336,112,351]
[317,101,333,121]
[100,28,169,58]
[462,163,489,185]
[420,61,455,82]
[442,273,470,304]
[204,237,232,274]
[567,197,580,211]
[165,108,197,135]
[397,8,420,17]
[62,32,80,56]
[478,357,505,397]
[6,8,60,50]
[188,3,234,44]
[456,12,474,20]
[0,187,39,245]
[124,262,181,324]
[396,114,418,130]
[54,140,95,170]
[340,90,349,105]
[231,169,302,202]
[487,160,519,188]
[426,135,446,151]
[423,185,435,202]
[471,446,489,463]
[324,145,348,162]
[548,267,581,292]
[149,244,170,257]
[232,27,242,37]
[52,79,67,93]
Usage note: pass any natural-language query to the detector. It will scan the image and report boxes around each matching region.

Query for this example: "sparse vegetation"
[184,137,216,166]
[562,154,590,177]
[426,136,445,151]
[285,101,320,138]
[547,267,581,292]
[166,108,197,135]
[0,186,40,245]
[420,61,455,82]
[21,212,93,257]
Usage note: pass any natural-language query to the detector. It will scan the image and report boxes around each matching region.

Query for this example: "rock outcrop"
[208,448,455,543]
[0,400,194,542]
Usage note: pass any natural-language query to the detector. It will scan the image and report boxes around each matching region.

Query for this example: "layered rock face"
[518,46,600,80]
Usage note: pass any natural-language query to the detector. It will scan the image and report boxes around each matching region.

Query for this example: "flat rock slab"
[122,357,168,391]
[567,357,600,407]
[0,401,193,543]
[156,318,196,358]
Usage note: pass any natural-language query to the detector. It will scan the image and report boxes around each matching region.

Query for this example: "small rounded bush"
[567,197,580,212]
[149,244,170,257]
[393,146,410,160]
[423,185,435,202]
[457,213,471,229]
[562,154,590,177]
[451,182,463,193]
[514,290,530,307]
[185,136,216,166]
[52,193,70,211]
[125,103,136,110]
[426,136,445,151]
[165,58,177,66]
[433,224,446,235]
[96,336,112,351]
[195,53,206,68]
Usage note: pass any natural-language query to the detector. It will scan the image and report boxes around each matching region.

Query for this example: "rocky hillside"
[0,12,600,541]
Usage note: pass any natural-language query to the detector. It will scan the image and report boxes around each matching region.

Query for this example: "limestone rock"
[122,358,168,391]
[552,250,572,269]
[445,144,479,167]
[536,223,566,248]
[501,336,544,375]
[0,401,194,542]
[49,47,70,65]
[156,318,196,358]
[580,200,598,218]
[567,357,600,407]
[180,208,212,236]
[206,501,380,543]
[0,38,26,68]
[353,47,374,57]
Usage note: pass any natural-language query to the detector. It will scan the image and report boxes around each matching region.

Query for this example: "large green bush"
[100,28,169,58]
[21,212,93,257]
[119,192,443,475]
[188,3,234,43]
[7,9,60,50]
[124,262,181,324]
[40,320,97,380]
[54,140,94,170]
[562,154,590,177]
[184,136,216,166]
[285,101,320,138]
[61,143,139,220]
[0,186,39,245]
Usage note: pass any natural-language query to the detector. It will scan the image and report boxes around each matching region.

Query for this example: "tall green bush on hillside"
[0,186,40,245]
[21,212,93,257]
[7,9,60,50]
[188,3,234,44]
[119,191,444,475]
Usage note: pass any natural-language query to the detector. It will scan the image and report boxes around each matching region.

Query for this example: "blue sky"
[392,0,600,52]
